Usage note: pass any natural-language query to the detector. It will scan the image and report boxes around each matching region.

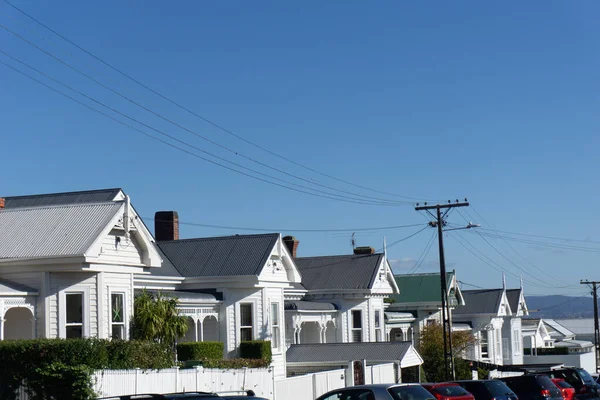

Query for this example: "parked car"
[98,390,269,400]
[552,378,576,400]
[499,375,563,400]
[315,384,436,400]
[453,380,519,400]
[421,383,475,400]
[538,368,600,400]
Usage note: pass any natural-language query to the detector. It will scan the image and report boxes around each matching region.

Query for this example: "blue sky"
[1,1,598,296]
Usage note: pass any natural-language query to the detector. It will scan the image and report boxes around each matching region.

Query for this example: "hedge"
[201,358,271,369]
[239,340,272,364]
[177,342,224,361]
[524,347,569,356]
[0,339,173,400]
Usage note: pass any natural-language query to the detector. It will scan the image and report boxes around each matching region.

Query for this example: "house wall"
[0,271,44,337]
[460,316,505,364]
[99,272,135,339]
[333,297,385,343]
[99,230,143,265]
[524,352,596,372]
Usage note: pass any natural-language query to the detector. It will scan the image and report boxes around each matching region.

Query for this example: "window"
[512,329,521,354]
[240,303,253,342]
[351,310,362,342]
[480,330,489,358]
[111,293,125,339]
[374,310,381,342]
[495,330,501,360]
[65,293,84,338]
[271,303,280,349]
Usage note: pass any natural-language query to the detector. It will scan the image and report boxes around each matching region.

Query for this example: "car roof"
[422,383,460,387]
[345,384,423,390]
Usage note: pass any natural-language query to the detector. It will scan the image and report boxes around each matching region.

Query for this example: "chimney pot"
[283,235,299,258]
[0,198,4,209]
[353,246,375,255]
[155,211,179,241]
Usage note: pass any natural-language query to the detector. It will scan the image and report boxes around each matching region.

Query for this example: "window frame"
[480,330,489,359]
[271,302,280,350]
[512,329,521,355]
[59,286,90,339]
[110,291,126,340]
[351,309,363,343]
[239,302,254,343]
[374,310,382,342]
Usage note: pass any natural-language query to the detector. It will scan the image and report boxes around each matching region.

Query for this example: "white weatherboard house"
[0,188,424,380]
[453,285,528,366]
[0,189,161,341]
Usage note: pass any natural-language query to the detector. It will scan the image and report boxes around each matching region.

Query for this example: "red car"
[552,378,576,400]
[421,383,476,400]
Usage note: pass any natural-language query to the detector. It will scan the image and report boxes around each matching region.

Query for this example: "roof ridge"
[0,201,122,213]
[157,232,280,244]
[296,253,383,260]
[4,188,122,200]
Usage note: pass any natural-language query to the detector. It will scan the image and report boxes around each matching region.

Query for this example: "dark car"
[421,383,475,400]
[454,379,519,400]
[98,390,269,400]
[538,368,600,400]
[315,383,436,400]
[499,375,563,400]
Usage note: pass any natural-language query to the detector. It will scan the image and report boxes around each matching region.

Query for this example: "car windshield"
[389,385,437,400]
[432,386,471,397]
[556,381,573,389]
[536,376,563,397]
[577,369,594,383]
[484,381,516,396]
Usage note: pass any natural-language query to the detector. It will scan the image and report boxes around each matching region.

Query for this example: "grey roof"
[285,300,338,311]
[0,278,38,294]
[385,311,416,323]
[554,339,593,348]
[454,289,504,315]
[286,342,413,363]
[294,253,384,290]
[288,282,307,291]
[147,246,183,277]
[157,290,217,302]
[554,318,595,335]
[506,289,522,313]
[3,188,122,209]
[522,318,541,328]
[156,233,279,277]
[543,319,575,338]
[0,202,123,260]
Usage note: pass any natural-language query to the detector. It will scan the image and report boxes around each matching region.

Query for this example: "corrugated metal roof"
[3,188,122,209]
[156,233,279,277]
[553,318,594,335]
[294,254,384,290]
[389,272,455,304]
[286,342,413,363]
[0,202,122,259]
[454,289,504,315]
[0,278,38,294]
[543,319,575,337]
[284,300,337,311]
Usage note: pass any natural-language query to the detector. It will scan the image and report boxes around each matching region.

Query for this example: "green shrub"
[177,342,224,362]
[0,339,173,400]
[239,341,272,364]
[201,358,271,369]
[26,362,96,400]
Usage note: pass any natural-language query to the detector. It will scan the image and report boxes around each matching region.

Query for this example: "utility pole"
[581,280,600,373]
[416,200,469,381]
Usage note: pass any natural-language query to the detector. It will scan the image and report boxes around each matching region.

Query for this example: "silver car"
[316,384,436,400]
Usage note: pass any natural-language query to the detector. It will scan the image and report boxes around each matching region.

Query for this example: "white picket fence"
[93,367,274,398]
[274,368,346,400]
[364,363,396,384]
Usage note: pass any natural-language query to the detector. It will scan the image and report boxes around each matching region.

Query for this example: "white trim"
[108,289,128,340]
[237,300,257,345]
[58,285,90,338]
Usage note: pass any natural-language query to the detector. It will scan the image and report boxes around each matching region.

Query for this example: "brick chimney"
[283,235,299,258]
[353,246,375,255]
[154,211,179,241]
[0,198,4,209]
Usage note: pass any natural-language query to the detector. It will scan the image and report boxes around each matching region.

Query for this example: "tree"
[131,290,188,347]
[418,321,477,382]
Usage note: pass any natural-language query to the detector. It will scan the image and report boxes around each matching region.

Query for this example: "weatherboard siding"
[48,272,98,338]
[0,271,43,337]
[99,230,143,265]
[100,272,134,339]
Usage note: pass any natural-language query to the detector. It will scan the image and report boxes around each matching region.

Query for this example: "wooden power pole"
[581,280,600,373]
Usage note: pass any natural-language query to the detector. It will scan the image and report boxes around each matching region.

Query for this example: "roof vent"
[353,246,375,255]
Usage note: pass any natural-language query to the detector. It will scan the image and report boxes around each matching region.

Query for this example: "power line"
[0,50,408,207]
[406,230,436,274]
[147,217,426,233]
[0,22,418,206]
[385,226,429,250]
[457,280,484,289]
[467,230,600,253]
[0,0,434,203]
[476,228,600,245]
[531,293,589,311]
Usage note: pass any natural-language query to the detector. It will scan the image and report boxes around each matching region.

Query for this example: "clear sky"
[1,1,598,297]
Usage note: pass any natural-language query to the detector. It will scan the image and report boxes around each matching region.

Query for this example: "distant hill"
[525,295,594,319]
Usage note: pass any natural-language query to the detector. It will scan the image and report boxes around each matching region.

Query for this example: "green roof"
[389,271,455,304]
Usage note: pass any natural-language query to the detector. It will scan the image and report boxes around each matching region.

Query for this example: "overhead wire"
[406,230,436,275]
[0,49,410,206]
[0,2,434,204]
